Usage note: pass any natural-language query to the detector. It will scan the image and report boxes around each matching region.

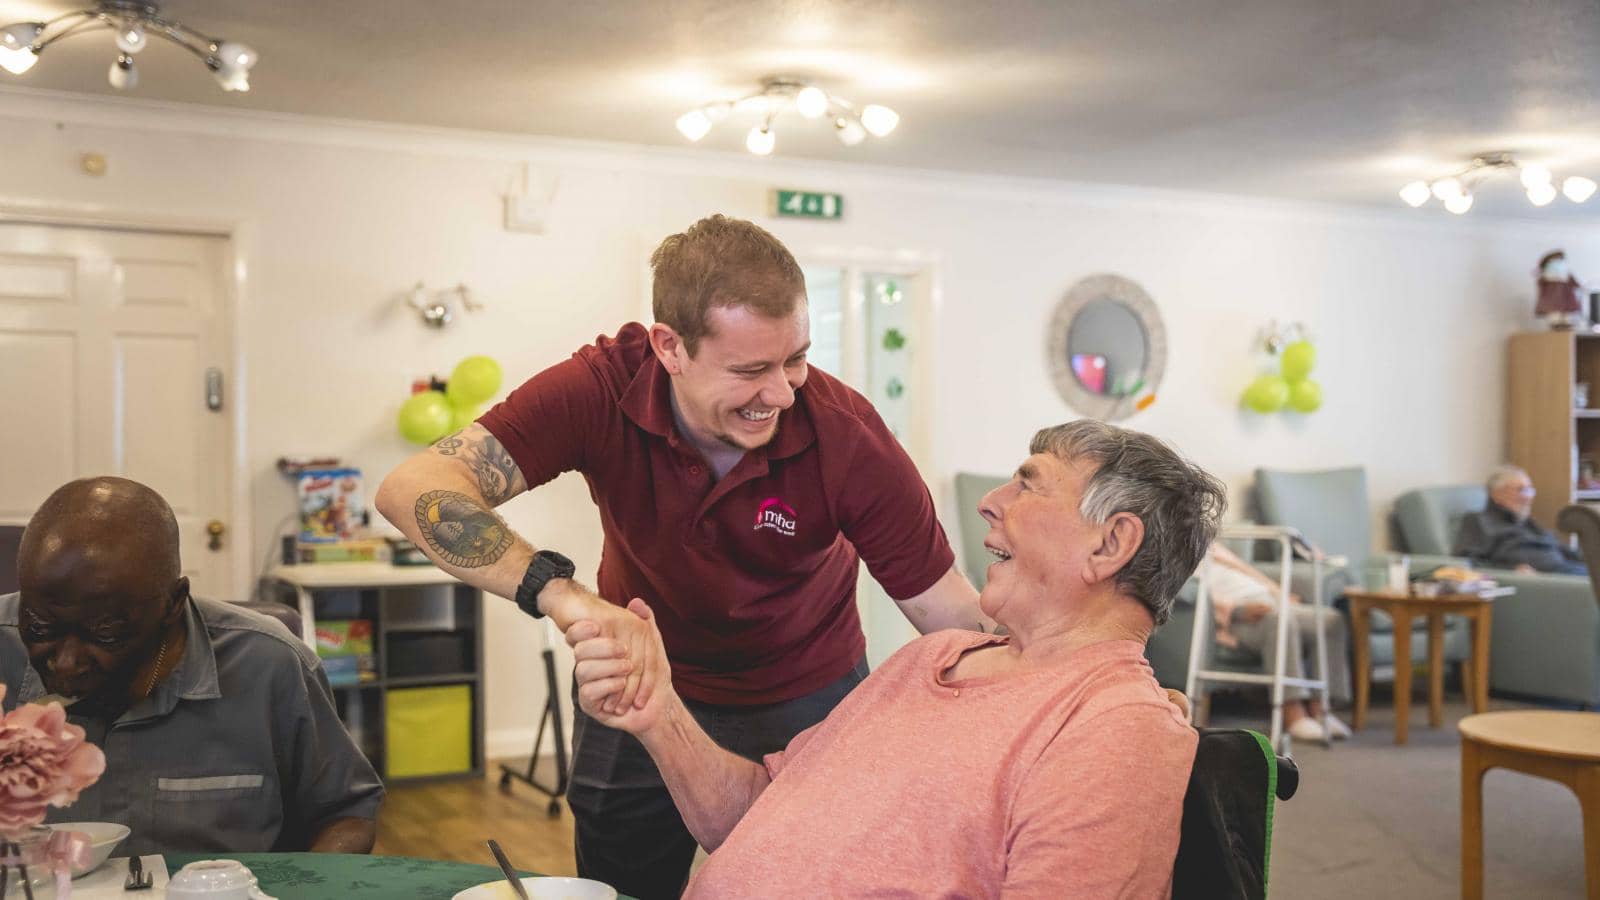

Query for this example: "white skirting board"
[487,728,566,762]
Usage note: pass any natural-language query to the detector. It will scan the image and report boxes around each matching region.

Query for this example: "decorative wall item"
[1535,251,1585,329]
[867,273,914,440]
[1046,274,1166,421]
[1242,322,1322,414]
[397,356,503,445]
[404,282,483,329]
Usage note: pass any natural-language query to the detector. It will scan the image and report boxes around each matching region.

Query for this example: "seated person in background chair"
[568,421,1216,898]
[1201,543,1351,742]
[0,477,384,856]
[1453,465,1586,576]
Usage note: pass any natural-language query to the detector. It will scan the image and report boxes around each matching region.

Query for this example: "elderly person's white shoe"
[1287,717,1326,742]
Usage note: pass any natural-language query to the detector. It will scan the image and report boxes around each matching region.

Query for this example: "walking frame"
[1185,524,1334,754]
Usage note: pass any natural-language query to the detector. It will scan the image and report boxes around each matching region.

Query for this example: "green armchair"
[1253,467,1471,675]
[1393,485,1599,708]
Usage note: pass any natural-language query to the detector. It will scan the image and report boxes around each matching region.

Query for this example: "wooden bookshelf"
[1507,331,1600,530]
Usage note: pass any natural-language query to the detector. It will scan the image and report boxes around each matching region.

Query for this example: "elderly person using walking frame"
[566,420,1225,898]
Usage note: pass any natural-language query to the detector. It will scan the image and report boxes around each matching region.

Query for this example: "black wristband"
[515,550,576,619]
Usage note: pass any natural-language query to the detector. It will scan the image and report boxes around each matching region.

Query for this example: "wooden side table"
[1346,589,1500,745]
[1458,711,1600,900]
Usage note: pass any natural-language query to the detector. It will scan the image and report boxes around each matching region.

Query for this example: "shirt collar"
[120,597,221,724]
[619,355,817,461]
[1486,501,1523,524]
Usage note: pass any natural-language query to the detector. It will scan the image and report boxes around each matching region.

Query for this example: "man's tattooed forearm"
[414,490,515,568]
[469,436,521,505]
[432,429,524,505]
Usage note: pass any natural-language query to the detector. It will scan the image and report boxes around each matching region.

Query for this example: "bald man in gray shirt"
[0,477,382,856]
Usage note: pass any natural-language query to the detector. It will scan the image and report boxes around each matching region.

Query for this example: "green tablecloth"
[165,853,633,900]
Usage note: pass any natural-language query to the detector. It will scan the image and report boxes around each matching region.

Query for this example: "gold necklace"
[140,631,172,699]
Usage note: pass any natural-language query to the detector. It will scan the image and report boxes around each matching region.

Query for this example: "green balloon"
[449,401,480,432]
[1289,379,1323,413]
[447,356,503,407]
[1280,341,1316,382]
[1244,374,1290,413]
[398,391,453,445]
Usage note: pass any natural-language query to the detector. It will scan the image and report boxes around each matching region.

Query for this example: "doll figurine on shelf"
[1536,250,1586,329]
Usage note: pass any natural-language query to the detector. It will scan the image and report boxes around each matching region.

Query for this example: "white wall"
[4,89,1600,756]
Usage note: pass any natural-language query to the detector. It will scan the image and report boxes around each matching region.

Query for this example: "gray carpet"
[1210,694,1590,899]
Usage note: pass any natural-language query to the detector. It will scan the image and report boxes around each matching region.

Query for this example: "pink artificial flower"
[0,685,106,839]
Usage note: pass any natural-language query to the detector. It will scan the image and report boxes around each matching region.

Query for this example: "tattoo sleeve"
[414,490,516,568]
[432,427,526,506]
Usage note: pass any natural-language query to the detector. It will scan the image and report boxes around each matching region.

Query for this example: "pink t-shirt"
[685,631,1198,899]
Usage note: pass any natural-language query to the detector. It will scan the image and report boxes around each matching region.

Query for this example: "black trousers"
[567,658,870,900]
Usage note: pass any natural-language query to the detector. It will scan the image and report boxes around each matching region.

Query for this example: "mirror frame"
[1046,273,1167,421]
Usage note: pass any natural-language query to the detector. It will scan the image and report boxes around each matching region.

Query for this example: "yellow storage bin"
[385,685,472,777]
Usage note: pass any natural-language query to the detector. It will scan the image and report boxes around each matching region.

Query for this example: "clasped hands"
[564,599,1192,726]
[564,597,671,733]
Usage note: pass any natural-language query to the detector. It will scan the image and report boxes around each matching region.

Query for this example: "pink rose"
[0,685,106,839]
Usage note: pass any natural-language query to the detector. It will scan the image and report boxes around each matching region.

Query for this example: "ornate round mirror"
[1046,274,1166,421]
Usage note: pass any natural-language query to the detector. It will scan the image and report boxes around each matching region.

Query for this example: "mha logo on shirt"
[754,497,797,537]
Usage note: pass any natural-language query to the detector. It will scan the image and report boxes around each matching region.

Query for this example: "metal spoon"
[486,840,529,900]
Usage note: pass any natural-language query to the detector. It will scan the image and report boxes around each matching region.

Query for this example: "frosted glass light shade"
[1564,176,1597,203]
[1399,181,1431,207]
[860,104,899,137]
[746,125,775,155]
[675,109,712,141]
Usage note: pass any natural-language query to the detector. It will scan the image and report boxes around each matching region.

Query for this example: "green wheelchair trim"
[1174,727,1298,900]
[1248,729,1277,892]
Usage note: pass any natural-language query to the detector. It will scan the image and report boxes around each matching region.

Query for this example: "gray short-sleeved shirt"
[0,593,384,856]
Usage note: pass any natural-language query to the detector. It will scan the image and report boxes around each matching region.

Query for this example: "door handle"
[207,520,226,551]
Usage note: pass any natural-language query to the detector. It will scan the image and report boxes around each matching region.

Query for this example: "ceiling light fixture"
[675,76,898,156]
[0,0,257,92]
[1399,152,1595,214]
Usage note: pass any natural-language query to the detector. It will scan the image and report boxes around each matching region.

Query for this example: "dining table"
[163,852,635,900]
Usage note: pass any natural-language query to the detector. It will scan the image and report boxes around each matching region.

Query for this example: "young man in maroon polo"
[375,214,989,899]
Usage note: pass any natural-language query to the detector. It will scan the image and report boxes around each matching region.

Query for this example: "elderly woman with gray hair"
[565,420,1224,898]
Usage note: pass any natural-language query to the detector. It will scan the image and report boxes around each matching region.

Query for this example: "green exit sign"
[773,189,844,220]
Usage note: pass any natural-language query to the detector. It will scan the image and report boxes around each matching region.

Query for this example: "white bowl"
[453,876,617,900]
[47,821,131,877]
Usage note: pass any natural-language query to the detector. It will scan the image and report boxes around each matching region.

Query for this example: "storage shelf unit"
[261,563,485,784]
[1507,331,1600,530]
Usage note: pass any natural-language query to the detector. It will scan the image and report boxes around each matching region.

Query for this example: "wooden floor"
[374,760,577,876]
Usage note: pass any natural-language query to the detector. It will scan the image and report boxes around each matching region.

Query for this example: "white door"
[802,262,938,667]
[0,223,235,599]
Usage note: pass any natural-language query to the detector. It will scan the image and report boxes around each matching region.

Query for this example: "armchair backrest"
[1253,467,1371,565]
[0,525,20,595]
[1555,505,1600,610]
[954,473,1008,590]
[1393,485,1488,555]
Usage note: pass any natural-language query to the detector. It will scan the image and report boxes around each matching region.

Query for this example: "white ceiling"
[5,0,1600,217]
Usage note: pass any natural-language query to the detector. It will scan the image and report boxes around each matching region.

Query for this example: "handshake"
[562,597,674,735]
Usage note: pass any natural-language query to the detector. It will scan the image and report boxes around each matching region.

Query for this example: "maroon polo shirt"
[478,323,955,705]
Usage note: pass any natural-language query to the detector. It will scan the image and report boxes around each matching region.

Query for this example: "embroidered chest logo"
[754,497,798,537]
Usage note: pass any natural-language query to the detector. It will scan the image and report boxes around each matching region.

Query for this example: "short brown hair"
[650,215,806,356]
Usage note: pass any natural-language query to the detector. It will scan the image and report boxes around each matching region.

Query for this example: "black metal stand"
[498,645,569,817]
[0,838,36,900]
